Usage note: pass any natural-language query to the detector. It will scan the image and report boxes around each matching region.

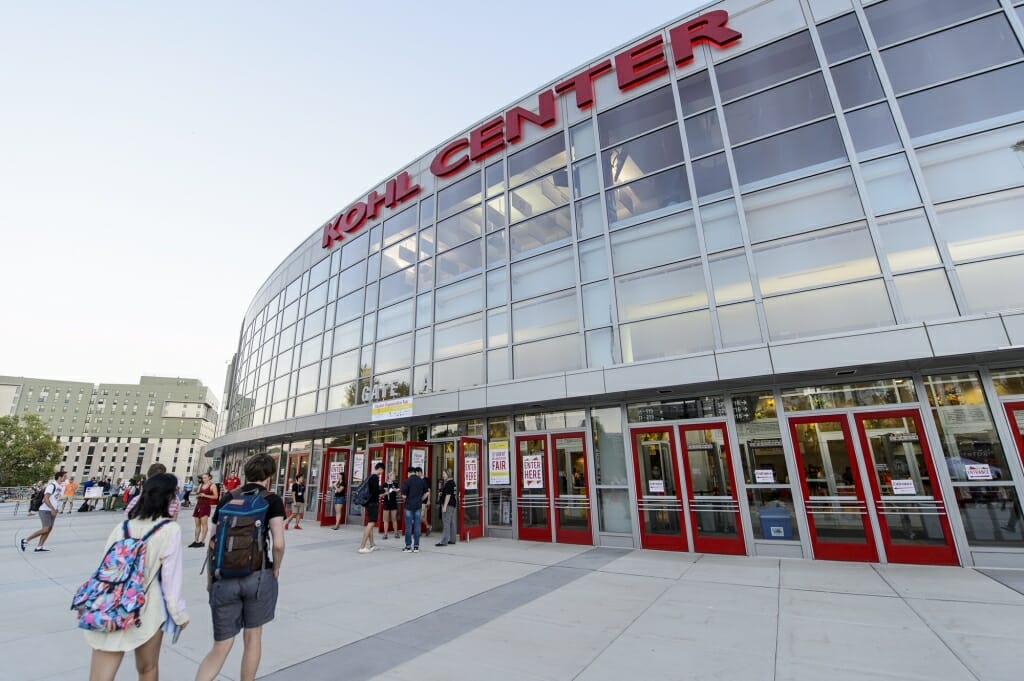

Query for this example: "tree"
[0,414,63,486]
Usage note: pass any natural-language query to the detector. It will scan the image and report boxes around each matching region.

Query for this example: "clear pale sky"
[0,0,705,402]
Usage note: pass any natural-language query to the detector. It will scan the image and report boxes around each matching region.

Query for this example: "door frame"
[631,426,688,551]
[459,437,485,540]
[514,434,553,542]
[677,422,745,556]
[403,441,432,533]
[376,442,406,533]
[318,447,350,527]
[284,451,310,518]
[550,432,593,545]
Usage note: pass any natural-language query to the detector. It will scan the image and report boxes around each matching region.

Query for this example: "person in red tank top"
[190,473,219,548]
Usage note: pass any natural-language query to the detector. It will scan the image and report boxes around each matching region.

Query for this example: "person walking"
[381,472,399,539]
[61,476,79,514]
[435,470,458,547]
[358,463,384,554]
[400,466,427,553]
[332,477,346,530]
[189,473,219,548]
[21,470,66,553]
[182,479,194,508]
[282,475,306,530]
[195,454,285,681]
[80,474,189,681]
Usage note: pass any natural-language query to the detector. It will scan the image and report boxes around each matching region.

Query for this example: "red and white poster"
[328,462,345,486]
[522,454,544,489]
[464,456,479,491]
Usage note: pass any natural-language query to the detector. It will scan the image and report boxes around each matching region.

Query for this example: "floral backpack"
[70,519,170,632]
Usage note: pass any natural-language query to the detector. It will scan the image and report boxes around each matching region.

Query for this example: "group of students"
[355,463,460,553]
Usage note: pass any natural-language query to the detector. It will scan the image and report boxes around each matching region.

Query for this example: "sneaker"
[448,541,455,545]
[402,546,412,553]
[295,526,302,530]
[413,546,419,553]
[435,542,446,547]
[370,545,379,551]
[358,547,372,554]
[19,538,27,552]
[284,525,290,531]
[34,547,50,553]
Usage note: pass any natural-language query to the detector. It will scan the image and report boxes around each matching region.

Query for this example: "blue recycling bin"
[759,506,793,540]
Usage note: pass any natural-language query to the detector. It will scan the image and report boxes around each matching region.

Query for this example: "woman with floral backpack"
[78,473,189,681]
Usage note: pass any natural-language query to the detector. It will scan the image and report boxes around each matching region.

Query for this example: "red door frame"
[853,409,959,566]
[375,443,406,534]
[514,434,553,542]
[284,452,310,520]
[631,426,687,551]
[318,447,350,527]
[788,414,878,562]
[677,423,745,556]
[550,432,593,545]
[402,441,432,533]
[460,437,485,540]
[1004,400,1024,466]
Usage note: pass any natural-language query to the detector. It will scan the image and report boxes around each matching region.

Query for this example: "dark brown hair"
[244,453,276,483]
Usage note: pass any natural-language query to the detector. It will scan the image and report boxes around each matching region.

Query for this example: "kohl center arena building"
[207,0,1024,568]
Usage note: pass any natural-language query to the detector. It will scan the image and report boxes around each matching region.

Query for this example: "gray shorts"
[38,510,54,529]
[209,569,278,641]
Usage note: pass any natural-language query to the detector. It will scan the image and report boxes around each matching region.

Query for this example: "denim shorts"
[209,569,278,641]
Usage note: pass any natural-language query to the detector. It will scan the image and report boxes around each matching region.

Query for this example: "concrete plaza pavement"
[3,505,1024,681]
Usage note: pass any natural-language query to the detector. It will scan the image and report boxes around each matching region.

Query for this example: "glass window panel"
[485,162,504,197]
[755,223,880,295]
[435,275,482,322]
[511,247,575,300]
[894,270,958,322]
[296,364,320,395]
[487,268,507,307]
[724,73,833,145]
[436,239,483,283]
[330,349,359,386]
[844,102,902,159]
[380,235,417,277]
[383,205,417,246]
[420,195,435,226]
[303,308,325,340]
[616,259,708,321]
[597,86,676,148]
[733,118,848,190]
[875,210,941,271]
[309,256,330,288]
[709,250,753,303]
[415,328,431,365]
[377,299,414,339]
[486,230,507,266]
[861,154,921,215]
[417,259,433,291]
[743,167,863,243]
[718,301,763,347]
[333,319,360,354]
[437,172,482,219]
[898,64,1024,141]
[416,291,432,328]
[935,188,1024,262]
[514,334,581,378]
[299,335,322,367]
[763,279,894,340]
[597,488,632,533]
[576,196,604,238]
[917,123,1024,204]
[378,267,416,305]
[881,15,1022,96]
[306,282,328,312]
[340,232,368,271]
[677,70,715,116]
[715,31,818,103]
[606,166,691,227]
[339,260,366,294]
[610,210,699,274]
[509,171,571,221]
[374,334,412,374]
[285,277,301,305]
[437,206,483,252]
[433,353,483,391]
[570,120,596,161]
[369,225,382,253]
[818,12,868,64]
[692,153,732,202]
[488,308,508,347]
[512,290,579,343]
[830,56,884,109]
[579,238,609,281]
[488,348,510,382]
[957,253,1024,314]
[620,309,714,362]
[486,196,506,231]
[509,205,572,257]
[365,252,380,284]
[586,328,616,368]
[591,406,626,484]
[413,364,431,395]
[583,281,613,328]
[508,134,566,187]
[684,110,723,157]
[419,226,435,259]
[362,312,376,344]
[700,199,744,252]
[866,0,1002,48]
[434,314,483,360]
[992,366,1024,397]
[573,158,600,198]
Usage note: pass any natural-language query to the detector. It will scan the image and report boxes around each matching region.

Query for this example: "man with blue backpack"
[195,453,286,681]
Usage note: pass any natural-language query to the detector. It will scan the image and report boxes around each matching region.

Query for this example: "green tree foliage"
[0,414,63,486]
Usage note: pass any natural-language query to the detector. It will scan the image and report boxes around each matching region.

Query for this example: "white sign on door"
[522,454,544,489]
[328,462,345,486]
[965,463,993,480]
[352,453,366,483]
[891,479,916,495]
[648,479,665,493]
[464,456,479,490]
[754,469,775,484]
[410,448,426,472]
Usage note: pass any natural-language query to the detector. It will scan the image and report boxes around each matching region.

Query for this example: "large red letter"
[390,171,422,205]
[555,60,612,111]
[321,214,343,249]
[469,117,505,162]
[505,90,557,144]
[341,203,368,234]
[669,10,742,66]
[615,36,669,91]
[430,138,471,178]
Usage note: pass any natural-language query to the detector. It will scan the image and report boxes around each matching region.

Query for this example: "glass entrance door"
[789,416,878,562]
[318,447,349,527]
[854,411,958,565]
[515,435,552,541]
[404,441,432,534]
[551,433,592,545]
[678,424,745,555]
[632,427,686,551]
[459,437,484,540]
[376,443,405,533]
[285,452,310,520]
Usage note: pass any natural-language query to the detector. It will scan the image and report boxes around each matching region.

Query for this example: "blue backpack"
[71,519,170,632]
[352,477,371,507]
[208,488,271,580]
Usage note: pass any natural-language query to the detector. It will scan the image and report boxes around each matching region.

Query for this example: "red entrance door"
[460,437,484,540]
[551,433,592,545]
[632,427,687,551]
[318,448,350,527]
[854,410,958,566]
[402,441,432,533]
[284,452,310,520]
[678,423,745,555]
[376,442,405,534]
[515,435,552,541]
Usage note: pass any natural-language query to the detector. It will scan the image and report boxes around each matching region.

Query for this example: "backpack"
[70,519,170,632]
[208,488,271,580]
[352,477,372,507]
[29,482,55,512]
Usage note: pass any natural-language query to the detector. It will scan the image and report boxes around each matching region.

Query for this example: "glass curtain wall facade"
[210,0,1024,567]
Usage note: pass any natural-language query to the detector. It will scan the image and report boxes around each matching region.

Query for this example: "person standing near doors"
[435,470,457,547]
[358,463,384,553]
[332,477,346,530]
[283,476,306,530]
[399,467,427,553]
[381,472,400,539]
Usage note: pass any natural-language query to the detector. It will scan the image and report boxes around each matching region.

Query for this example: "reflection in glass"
[634,431,681,535]
[692,153,732,202]
[700,199,744,252]
[433,353,482,392]
[866,0,1001,49]
[934,188,1024,262]
[437,206,483,252]
[861,154,921,215]
[508,134,566,188]
[917,123,1024,204]
[591,407,626,485]
[377,299,414,339]
[578,238,608,282]
[677,70,715,116]
[684,110,723,157]
[586,328,615,368]
[570,120,596,161]
[509,171,571,221]
[510,247,574,300]
[597,86,676,148]
[576,196,605,238]
[512,290,578,343]
[874,210,941,272]
[894,270,958,323]
[754,223,880,296]
[436,239,482,283]
[957,254,1024,314]
[582,281,612,328]
[831,56,884,110]
[724,73,832,145]
[844,102,901,160]
[818,12,867,64]
[487,348,509,382]
[514,334,581,378]
[378,268,416,306]
[435,277,482,323]
[718,302,762,347]
[602,125,683,187]
[744,168,863,243]
[715,31,818,103]
[437,172,482,219]
[606,166,691,227]
[620,309,714,362]
[709,249,753,303]
[616,259,707,321]
[793,420,869,543]
[486,230,507,266]
[380,236,417,278]
[610,210,698,274]
[383,205,417,247]
[509,205,572,257]
[733,118,848,191]
[763,279,894,341]
[573,158,600,198]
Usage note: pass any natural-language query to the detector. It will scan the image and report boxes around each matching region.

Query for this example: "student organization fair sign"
[488,440,510,486]
[522,454,544,489]
[371,396,413,422]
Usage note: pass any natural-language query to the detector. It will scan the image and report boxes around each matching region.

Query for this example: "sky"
[0,0,707,403]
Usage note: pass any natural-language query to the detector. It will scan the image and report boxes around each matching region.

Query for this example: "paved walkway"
[3,505,1023,680]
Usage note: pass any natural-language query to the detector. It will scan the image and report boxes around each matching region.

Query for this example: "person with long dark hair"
[83,473,189,681]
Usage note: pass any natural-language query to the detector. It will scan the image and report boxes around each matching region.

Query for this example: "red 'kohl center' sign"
[322,10,742,250]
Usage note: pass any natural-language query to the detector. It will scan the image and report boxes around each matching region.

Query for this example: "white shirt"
[40,480,62,513]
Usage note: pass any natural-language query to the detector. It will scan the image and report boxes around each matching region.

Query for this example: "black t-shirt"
[441,479,457,507]
[212,483,286,569]
[333,480,346,497]
[422,477,432,504]
[401,476,428,511]
[291,482,306,504]
[366,473,381,506]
